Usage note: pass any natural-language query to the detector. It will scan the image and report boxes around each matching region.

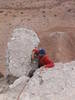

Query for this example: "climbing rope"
[17,66,44,100]
[17,83,27,100]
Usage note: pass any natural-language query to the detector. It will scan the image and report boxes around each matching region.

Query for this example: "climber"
[38,48,54,68]
[31,47,54,68]
[28,47,54,77]
[31,47,39,63]
[28,47,39,77]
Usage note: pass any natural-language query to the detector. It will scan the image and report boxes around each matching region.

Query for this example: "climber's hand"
[40,66,44,74]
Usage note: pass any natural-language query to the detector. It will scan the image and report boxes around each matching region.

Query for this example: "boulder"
[6,28,40,77]
[20,61,75,100]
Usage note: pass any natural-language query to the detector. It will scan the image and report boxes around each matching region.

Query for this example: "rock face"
[0,72,4,78]
[0,0,75,76]
[43,32,75,62]
[6,28,40,77]
[0,61,75,100]
[0,0,72,9]
[20,61,75,100]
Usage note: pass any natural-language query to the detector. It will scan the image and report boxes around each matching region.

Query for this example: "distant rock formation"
[0,0,70,9]
[44,32,75,62]
[6,28,40,77]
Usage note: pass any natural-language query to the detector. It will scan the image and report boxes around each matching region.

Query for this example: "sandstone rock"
[6,74,18,85]
[0,78,9,94]
[47,32,75,62]
[6,28,40,77]
[9,75,29,89]
[20,61,75,100]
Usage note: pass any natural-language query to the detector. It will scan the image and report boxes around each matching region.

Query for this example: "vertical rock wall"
[6,28,40,77]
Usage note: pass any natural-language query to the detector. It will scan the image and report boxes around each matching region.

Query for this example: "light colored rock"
[9,75,29,89]
[6,28,40,77]
[0,78,9,94]
[0,61,75,100]
[20,61,75,100]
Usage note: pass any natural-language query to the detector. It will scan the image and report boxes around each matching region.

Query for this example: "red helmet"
[33,48,39,54]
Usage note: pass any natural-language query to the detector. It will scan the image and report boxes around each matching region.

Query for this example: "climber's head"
[39,48,46,56]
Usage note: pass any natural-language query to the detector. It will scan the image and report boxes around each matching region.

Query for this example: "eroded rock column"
[6,28,40,77]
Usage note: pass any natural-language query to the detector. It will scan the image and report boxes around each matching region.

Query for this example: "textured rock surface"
[0,76,29,100]
[0,61,75,100]
[46,32,75,62]
[0,78,9,94]
[6,28,40,77]
[0,0,75,75]
[20,61,75,100]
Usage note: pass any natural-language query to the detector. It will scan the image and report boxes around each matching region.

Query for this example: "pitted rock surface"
[20,61,75,100]
[6,28,40,77]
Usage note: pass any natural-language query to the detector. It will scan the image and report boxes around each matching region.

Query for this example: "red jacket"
[39,55,54,68]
